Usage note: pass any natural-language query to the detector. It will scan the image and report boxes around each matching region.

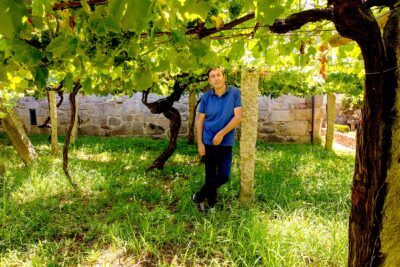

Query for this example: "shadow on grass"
[0,135,354,265]
[254,143,354,218]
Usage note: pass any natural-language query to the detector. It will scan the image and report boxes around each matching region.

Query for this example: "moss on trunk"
[380,9,400,266]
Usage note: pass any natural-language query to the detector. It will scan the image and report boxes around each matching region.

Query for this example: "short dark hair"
[207,66,225,77]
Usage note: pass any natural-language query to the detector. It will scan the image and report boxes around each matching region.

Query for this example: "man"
[193,67,242,212]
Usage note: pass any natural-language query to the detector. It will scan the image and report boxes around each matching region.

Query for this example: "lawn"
[0,134,354,266]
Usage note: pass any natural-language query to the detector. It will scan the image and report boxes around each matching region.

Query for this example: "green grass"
[0,134,354,266]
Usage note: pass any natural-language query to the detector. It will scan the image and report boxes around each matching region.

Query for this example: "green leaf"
[82,78,92,93]
[121,0,153,33]
[32,0,53,17]
[88,17,107,36]
[33,66,48,88]
[189,40,208,57]
[133,65,153,89]
[128,40,140,58]
[256,0,285,26]
[182,1,212,21]
[11,41,42,65]
[46,35,78,59]
[103,17,120,32]
[81,0,92,14]
[0,0,26,39]
[228,41,245,60]
[265,49,277,65]
[64,73,73,91]
[308,46,317,56]
[172,29,188,44]
[155,58,170,72]
[106,0,127,19]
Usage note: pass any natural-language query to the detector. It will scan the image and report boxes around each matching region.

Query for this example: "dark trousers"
[196,145,233,206]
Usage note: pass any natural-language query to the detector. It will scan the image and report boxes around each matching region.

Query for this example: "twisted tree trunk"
[141,75,188,171]
[268,3,398,265]
[376,10,400,267]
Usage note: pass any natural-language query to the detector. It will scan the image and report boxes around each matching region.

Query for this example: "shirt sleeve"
[234,88,242,108]
[198,94,206,113]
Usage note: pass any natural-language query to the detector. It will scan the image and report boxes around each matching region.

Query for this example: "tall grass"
[0,134,354,266]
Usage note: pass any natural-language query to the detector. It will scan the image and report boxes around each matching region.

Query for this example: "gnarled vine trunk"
[268,4,398,265]
[376,10,400,266]
[62,83,81,189]
[331,4,395,266]
[141,75,189,171]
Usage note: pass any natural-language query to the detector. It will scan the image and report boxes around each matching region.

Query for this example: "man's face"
[208,69,225,89]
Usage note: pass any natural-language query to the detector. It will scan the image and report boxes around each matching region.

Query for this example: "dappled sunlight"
[1,136,354,266]
[74,150,114,163]
[263,209,347,265]
[172,153,199,166]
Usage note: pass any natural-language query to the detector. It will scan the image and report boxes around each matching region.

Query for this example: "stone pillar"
[1,107,37,165]
[239,68,259,204]
[188,91,196,144]
[49,91,58,154]
[325,93,336,150]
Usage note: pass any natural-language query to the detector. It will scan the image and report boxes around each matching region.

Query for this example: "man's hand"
[212,131,224,145]
[198,143,205,156]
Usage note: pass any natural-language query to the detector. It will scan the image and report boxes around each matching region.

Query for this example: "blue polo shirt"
[198,85,241,146]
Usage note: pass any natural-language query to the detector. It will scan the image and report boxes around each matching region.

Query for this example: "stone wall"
[0,93,324,143]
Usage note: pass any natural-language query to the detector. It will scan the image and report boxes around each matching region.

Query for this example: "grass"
[0,133,354,266]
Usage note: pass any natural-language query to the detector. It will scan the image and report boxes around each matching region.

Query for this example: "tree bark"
[378,9,400,267]
[330,3,394,266]
[70,93,79,144]
[141,74,189,171]
[49,90,58,154]
[188,91,196,144]
[62,83,81,189]
[325,93,336,151]
[0,107,37,165]
[268,3,398,265]
[148,107,181,171]
[239,68,259,204]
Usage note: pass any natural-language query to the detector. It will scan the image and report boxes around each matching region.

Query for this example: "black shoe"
[192,194,206,212]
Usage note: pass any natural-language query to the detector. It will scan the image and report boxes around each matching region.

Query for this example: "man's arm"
[212,107,242,145]
[197,113,206,156]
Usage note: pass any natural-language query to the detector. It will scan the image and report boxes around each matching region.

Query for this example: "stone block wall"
[257,95,324,143]
[1,93,324,143]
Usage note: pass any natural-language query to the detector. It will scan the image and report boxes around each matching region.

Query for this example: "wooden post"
[239,68,259,204]
[49,90,58,154]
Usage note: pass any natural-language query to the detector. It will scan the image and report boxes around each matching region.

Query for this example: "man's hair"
[207,66,225,77]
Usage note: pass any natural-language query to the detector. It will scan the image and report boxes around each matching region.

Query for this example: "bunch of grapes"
[229,0,244,17]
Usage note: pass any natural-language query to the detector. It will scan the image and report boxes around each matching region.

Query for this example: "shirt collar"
[211,85,230,96]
